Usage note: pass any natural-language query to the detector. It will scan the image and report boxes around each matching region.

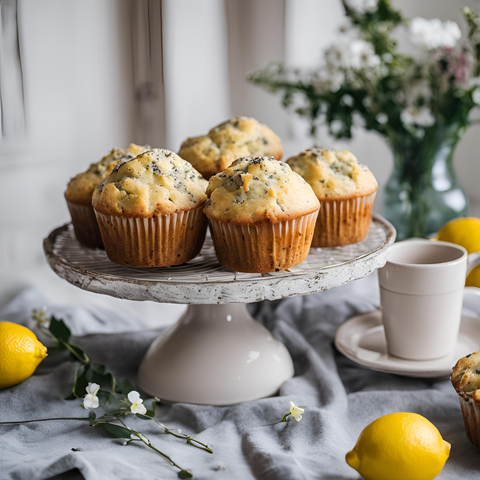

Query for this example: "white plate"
[334,310,480,378]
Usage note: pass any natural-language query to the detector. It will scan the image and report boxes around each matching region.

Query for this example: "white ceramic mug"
[378,239,480,361]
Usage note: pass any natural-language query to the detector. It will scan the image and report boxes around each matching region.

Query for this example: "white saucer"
[334,310,480,378]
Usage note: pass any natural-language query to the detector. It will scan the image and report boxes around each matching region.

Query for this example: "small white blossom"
[326,38,380,71]
[32,306,49,328]
[341,94,354,107]
[83,382,100,409]
[128,391,147,415]
[400,105,435,127]
[410,18,461,50]
[376,113,388,124]
[330,120,343,135]
[382,53,393,64]
[469,77,480,105]
[345,0,377,14]
[289,402,305,422]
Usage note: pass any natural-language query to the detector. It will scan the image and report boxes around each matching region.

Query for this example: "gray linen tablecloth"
[0,274,478,480]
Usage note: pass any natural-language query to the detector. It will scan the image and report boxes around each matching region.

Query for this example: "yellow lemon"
[346,412,450,480]
[0,321,47,389]
[437,217,480,287]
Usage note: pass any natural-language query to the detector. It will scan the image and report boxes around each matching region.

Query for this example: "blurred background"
[1,0,479,310]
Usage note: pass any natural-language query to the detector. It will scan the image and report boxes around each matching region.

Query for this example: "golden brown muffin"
[287,147,378,247]
[178,117,283,179]
[204,156,319,273]
[65,143,148,248]
[92,149,208,267]
[452,350,480,448]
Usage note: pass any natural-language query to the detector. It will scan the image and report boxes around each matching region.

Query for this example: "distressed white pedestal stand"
[44,214,395,406]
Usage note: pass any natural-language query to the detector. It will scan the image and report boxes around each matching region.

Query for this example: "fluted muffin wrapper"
[94,207,207,268]
[66,200,103,249]
[208,211,318,273]
[458,393,480,449]
[313,192,376,248]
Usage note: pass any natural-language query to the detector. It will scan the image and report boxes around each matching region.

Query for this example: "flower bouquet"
[248,0,480,239]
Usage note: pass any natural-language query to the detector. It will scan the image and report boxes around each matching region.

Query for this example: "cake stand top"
[44,214,395,304]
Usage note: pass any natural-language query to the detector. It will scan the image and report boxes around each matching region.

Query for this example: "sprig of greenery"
[0,310,216,478]
[247,2,480,145]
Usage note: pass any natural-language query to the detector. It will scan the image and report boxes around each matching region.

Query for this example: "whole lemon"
[346,412,450,480]
[0,322,47,389]
[437,217,480,287]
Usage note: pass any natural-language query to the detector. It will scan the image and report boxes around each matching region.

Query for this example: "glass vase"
[383,127,469,241]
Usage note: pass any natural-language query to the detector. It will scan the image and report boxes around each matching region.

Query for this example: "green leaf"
[116,378,135,396]
[135,413,153,420]
[98,390,122,414]
[64,364,89,400]
[66,343,89,363]
[89,410,96,421]
[178,470,193,479]
[104,423,132,439]
[49,316,71,343]
[87,367,116,393]
[143,398,157,417]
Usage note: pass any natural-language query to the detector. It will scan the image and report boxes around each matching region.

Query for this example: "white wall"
[0,0,479,310]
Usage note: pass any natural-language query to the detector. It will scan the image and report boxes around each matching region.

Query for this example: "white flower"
[289,402,304,422]
[376,113,388,124]
[330,120,343,135]
[312,69,344,93]
[469,77,480,105]
[341,94,354,107]
[32,306,49,328]
[83,382,100,409]
[325,38,380,71]
[400,105,435,127]
[410,18,461,50]
[381,53,393,64]
[128,391,147,415]
[345,0,377,13]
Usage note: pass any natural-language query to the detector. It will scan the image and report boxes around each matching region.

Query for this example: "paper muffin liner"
[208,210,318,273]
[458,393,480,449]
[94,207,208,268]
[66,200,103,249]
[312,192,376,248]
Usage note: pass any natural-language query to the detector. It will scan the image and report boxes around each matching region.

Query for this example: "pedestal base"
[138,304,294,405]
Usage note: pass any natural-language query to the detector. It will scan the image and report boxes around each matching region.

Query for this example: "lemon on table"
[0,322,47,389]
[346,412,450,480]
[437,217,480,287]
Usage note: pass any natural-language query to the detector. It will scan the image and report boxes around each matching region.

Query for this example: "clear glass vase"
[383,127,469,241]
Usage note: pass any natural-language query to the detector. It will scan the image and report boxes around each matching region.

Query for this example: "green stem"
[116,417,190,475]
[154,421,212,454]
[0,417,91,425]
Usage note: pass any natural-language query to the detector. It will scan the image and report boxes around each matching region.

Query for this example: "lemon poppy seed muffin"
[452,350,480,448]
[65,143,149,248]
[204,156,319,273]
[92,149,208,267]
[179,117,283,179]
[287,147,378,247]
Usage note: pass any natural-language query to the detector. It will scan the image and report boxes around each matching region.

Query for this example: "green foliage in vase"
[248,1,480,150]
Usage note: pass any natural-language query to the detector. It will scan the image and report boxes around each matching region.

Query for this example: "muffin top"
[65,144,148,205]
[204,156,319,225]
[92,149,208,217]
[452,350,480,404]
[286,147,378,200]
[178,116,283,179]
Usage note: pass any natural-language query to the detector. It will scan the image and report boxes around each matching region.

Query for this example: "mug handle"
[467,252,480,277]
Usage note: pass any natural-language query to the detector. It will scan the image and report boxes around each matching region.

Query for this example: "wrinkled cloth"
[0,275,478,480]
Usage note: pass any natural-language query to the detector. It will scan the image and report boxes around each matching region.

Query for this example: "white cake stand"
[44,214,395,405]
